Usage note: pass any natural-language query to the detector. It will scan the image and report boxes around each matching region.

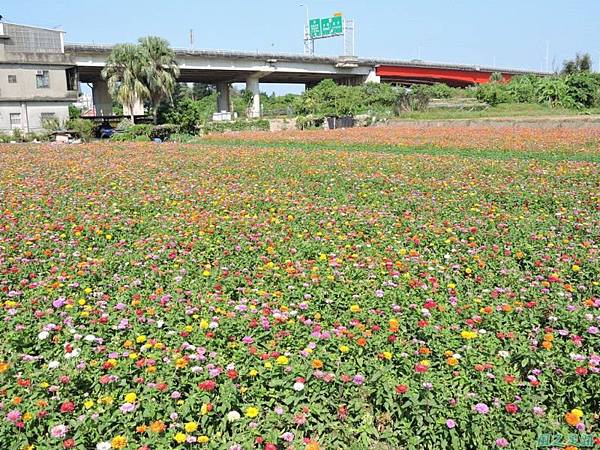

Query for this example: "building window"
[8,75,17,84]
[36,70,50,89]
[40,112,56,121]
[10,113,21,129]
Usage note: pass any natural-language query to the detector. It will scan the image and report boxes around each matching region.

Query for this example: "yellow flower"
[420,359,430,367]
[174,432,187,444]
[200,403,209,415]
[99,396,114,405]
[382,351,393,360]
[84,287,92,294]
[276,355,289,365]
[111,435,127,449]
[184,421,198,433]
[350,304,361,313]
[23,412,33,421]
[175,358,188,369]
[572,264,581,272]
[84,400,94,409]
[248,369,258,377]
[572,408,583,419]
[198,435,209,443]
[245,406,259,418]
[136,335,146,343]
[461,330,478,340]
[447,357,459,366]
[124,392,137,403]
[339,345,350,353]
[264,361,272,369]
[202,270,211,277]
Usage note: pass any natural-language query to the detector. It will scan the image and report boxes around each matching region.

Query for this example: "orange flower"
[447,357,459,366]
[306,441,320,450]
[0,362,8,373]
[311,359,323,369]
[356,337,367,347]
[542,341,552,350]
[565,412,580,426]
[136,424,148,433]
[150,420,166,433]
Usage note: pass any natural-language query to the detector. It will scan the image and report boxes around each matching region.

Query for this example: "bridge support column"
[246,75,261,118]
[216,81,231,113]
[92,80,113,116]
[123,96,144,119]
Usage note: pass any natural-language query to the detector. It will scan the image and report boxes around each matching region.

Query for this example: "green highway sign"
[309,15,343,39]
[309,18,321,38]
[331,15,343,34]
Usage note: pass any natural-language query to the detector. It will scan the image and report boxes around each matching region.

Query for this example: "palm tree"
[101,44,149,123]
[138,36,180,124]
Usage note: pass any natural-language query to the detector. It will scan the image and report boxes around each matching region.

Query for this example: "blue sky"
[4,0,599,93]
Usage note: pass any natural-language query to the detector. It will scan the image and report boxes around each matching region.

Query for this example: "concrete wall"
[0,64,76,101]
[0,102,69,133]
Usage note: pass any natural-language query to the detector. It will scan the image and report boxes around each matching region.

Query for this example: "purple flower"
[588,326,599,335]
[375,289,384,298]
[52,298,66,309]
[119,403,136,413]
[474,403,489,414]
[353,374,365,385]
[446,419,456,429]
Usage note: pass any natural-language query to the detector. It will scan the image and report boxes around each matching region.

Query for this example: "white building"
[0,22,77,133]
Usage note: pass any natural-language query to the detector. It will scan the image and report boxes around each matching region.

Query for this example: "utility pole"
[189,29,194,49]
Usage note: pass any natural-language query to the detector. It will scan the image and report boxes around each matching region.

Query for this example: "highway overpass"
[65,43,545,118]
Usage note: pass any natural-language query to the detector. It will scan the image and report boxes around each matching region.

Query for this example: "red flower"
[575,367,588,376]
[505,403,519,414]
[226,369,238,380]
[63,439,75,449]
[504,375,516,384]
[198,380,217,391]
[395,384,409,394]
[415,363,428,373]
[265,443,277,450]
[60,401,75,414]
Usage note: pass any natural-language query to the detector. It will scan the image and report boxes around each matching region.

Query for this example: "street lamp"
[299,4,314,55]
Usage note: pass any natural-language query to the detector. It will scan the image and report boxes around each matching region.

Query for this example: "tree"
[101,43,149,123]
[138,36,180,124]
[562,53,592,74]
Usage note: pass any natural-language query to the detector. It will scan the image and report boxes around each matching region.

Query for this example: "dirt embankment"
[381,115,600,129]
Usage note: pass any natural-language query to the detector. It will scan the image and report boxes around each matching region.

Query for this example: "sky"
[3,0,600,94]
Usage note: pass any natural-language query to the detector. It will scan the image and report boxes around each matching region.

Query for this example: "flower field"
[205,125,600,156]
[0,138,599,449]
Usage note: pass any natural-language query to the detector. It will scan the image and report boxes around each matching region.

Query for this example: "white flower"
[293,382,305,391]
[48,361,60,369]
[498,350,510,358]
[38,331,49,340]
[84,334,96,342]
[226,410,241,422]
[96,442,111,450]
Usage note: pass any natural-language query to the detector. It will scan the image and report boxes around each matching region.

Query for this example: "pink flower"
[50,424,68,438]
[6,410,21,423]
[495,438,509,447]
[446,419,456,429]
[473,403,489,414]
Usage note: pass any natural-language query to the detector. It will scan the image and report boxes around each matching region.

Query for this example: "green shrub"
[66,118,95,141]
